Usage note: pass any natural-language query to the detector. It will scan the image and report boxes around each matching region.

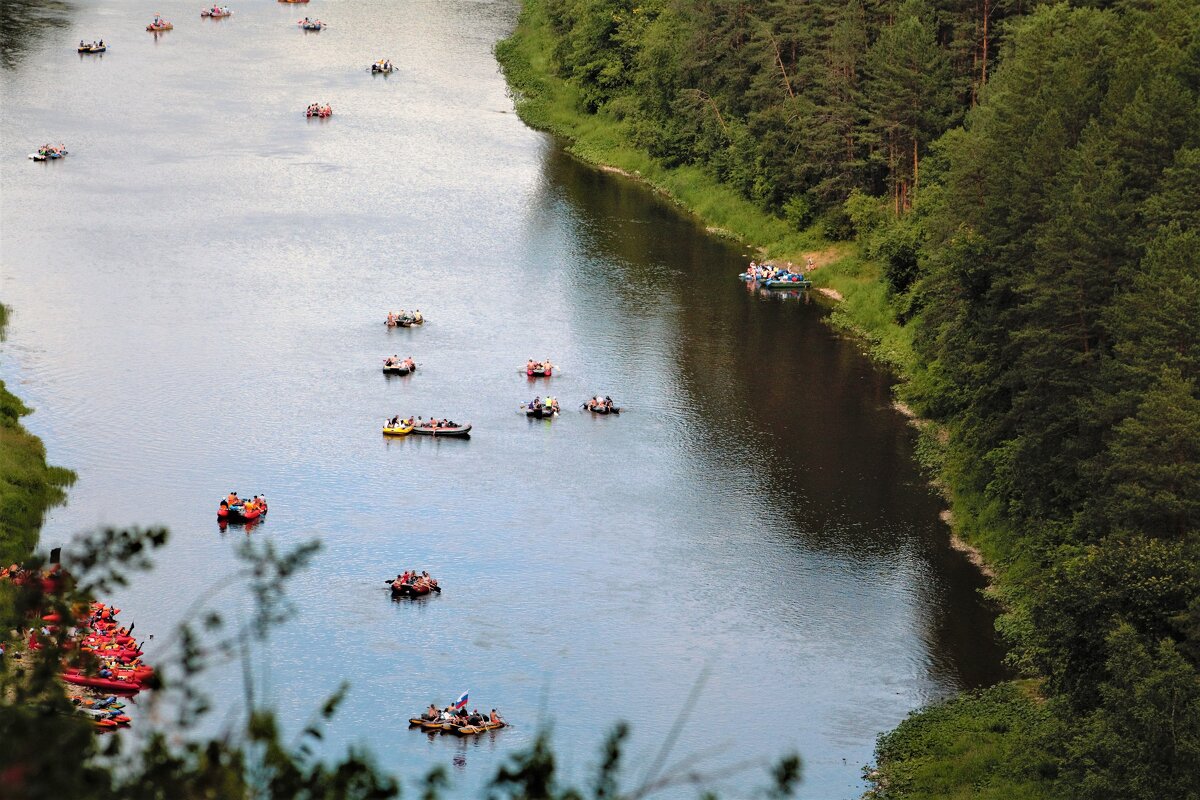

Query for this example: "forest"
[497,0,1200,796]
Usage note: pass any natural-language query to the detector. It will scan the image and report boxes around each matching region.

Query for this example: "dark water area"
[0,1,1005,796]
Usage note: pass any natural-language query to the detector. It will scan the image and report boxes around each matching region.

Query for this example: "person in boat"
[386,311,396,326]
[490,709,503,725]
[424,703,439,720]
[402,357,414,370]
[467,709,483,725]
[413,309,422,323]
[227,491,239,506]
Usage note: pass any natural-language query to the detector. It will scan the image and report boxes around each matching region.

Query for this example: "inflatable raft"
[382,423,414,436]
[78,44,106,53]
[765,277,812,289]
[391,582,439,597]
[411,422,471,437]
[146,21,173,31]
[585,404,620,415]
[382,363,413,376]
[218,500,267,522]
[449,720,506,736]
[526,365,552,377]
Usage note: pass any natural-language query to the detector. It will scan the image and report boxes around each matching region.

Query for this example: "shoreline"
[495,11,996,584]
[493,12,1033,797]
[0,304,75,565]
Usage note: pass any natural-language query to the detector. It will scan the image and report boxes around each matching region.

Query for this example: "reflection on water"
[0,1,1004,797]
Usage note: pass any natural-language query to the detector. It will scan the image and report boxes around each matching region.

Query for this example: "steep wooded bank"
[497,1,1200,797]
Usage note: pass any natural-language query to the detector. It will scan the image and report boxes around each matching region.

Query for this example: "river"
[0,1,1005,796]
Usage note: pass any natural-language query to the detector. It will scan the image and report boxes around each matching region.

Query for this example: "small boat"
[584,401,620,415]
[218,499,268,522]
[278,0,308,3]
[409,717,446,732]
[524,401,559,419]
[201,6,233,17]
[382,422,414,436]
[371,61,395,74]
[390,581,440,597]
[29,146,68,162]
[411,421,471,437]
[526,364,553,377]
[449,720,507,736]
[298,19,325,30]
[146,17,173,31]
[382,364,412,375]
[764,276,812,289]
[77,43,106,53]
[305,104,333,118]
[61,672,143,694]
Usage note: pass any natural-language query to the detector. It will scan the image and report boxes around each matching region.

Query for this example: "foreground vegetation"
[497,0,1200,797]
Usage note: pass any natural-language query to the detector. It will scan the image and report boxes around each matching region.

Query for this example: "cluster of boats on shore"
[2,565,154,731]
[739,261,813,288]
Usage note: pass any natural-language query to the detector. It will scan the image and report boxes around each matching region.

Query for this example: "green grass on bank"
[870,682,1057,800]
[0,305,74,565]
[495,2,821,257]
[496,4,915,377]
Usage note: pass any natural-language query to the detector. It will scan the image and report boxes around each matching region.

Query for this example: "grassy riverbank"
[495,7,1053,798]
[496,4,914,374]
[0,305,74,565]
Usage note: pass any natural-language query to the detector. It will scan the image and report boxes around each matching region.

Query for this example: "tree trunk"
[981,0,990,86]
[912,136,919,208]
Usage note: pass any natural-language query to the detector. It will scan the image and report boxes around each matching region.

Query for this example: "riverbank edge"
[494,0,990,572]
[0,304,75,567]
[494,7,1049,798]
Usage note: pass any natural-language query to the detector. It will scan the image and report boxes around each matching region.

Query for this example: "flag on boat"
[453,691,469,711]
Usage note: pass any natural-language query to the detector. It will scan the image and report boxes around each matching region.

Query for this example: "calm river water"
[0,1,1005,796]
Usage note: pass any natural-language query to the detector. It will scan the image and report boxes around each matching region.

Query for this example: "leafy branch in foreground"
[1,527,801,800]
